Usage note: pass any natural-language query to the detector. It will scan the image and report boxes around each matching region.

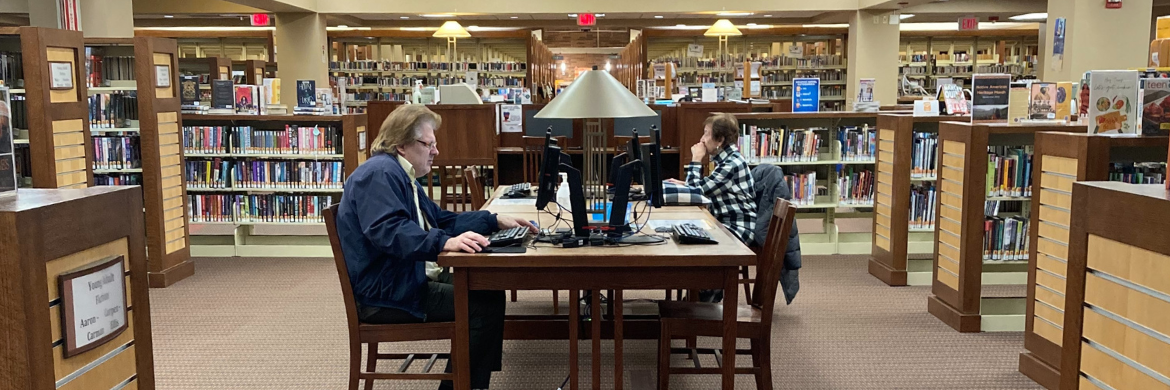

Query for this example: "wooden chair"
[463,166,486,210]
[522,135,566,184]
[324,204,455,390]
[656,198,797,390]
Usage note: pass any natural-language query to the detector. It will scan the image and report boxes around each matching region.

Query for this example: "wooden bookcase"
[731,111,880,255]
[178,56,231,82]
[182,113,367,257]
[869,114,970,286]
[1018,132,1168,390]
[2,27,94,189]
[0,186,155,390]
[614,33,646,93]
[1059,182,1170,390]
[926,121,1085,333]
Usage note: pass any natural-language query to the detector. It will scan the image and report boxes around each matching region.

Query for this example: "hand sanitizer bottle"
[556,172,571,212]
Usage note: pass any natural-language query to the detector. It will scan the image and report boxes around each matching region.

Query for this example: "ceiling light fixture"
[163,15,174,18]
[338,25,348,28]
[596,14,605,17]
[655,15,664,19]
[900,14,915,20]
[400,16,410,19]
[421,14,452,18]
[1009,13,1047,21]
[764,14,772,17]
[747,23,757,26]
[676,23,686,27]
[716,12,754,16]
[510,16,519,19]
[568,14,578,17]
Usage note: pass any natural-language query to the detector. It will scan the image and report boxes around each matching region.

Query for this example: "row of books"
[185,159,344,189]
[912,132,938,178]
[760,69,846,83]
[987,146,1033,198]
[182,125,344,155]
[92,136,141,170]
[94,173,141,185]
[676,72,734,84]
[657,54,845,69]
[909,183,937,230]
[785,171,825,205]
[85,54,135,87]
[89,92,138,128]
[836,166,873,205]
[739,126,824,163]
[902,53,930,63]
[188,194,338,223]
[9,94,26,130]
[330,61,527,72]
[0,52,23,88]
[1108,163,1166,184]
[838,126,875,161]
[983,216,1029,261]
[344,92,408,101]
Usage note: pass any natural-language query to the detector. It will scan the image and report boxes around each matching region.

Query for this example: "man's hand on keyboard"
[497,214,539,233]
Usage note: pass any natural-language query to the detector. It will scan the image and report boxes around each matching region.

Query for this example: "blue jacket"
[336,153,498,319]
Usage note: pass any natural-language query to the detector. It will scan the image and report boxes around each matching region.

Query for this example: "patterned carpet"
[148,255,1042,389]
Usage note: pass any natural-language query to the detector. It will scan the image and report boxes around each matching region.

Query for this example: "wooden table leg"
[569,290,580,390]
[454,269,471,390]
[721,268,738,390]
[613,290,624,390]
[591,290,602,390]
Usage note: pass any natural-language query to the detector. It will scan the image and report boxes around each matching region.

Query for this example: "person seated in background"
[335,105,536,390]
[666,113,758,302]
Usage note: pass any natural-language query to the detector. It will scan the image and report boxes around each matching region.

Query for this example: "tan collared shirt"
[397,155,442,281]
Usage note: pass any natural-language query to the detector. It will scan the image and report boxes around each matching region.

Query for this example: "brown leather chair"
[656,198,797,390]
[324,204,455,390]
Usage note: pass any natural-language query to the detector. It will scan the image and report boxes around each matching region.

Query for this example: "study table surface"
[437,187,755,390]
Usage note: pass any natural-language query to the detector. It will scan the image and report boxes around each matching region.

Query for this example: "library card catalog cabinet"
[0,186,155,390]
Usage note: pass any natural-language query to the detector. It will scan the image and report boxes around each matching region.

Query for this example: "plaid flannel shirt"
[684,145,757,244]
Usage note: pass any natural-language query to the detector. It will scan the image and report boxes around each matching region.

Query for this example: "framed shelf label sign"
[58,255,128,358]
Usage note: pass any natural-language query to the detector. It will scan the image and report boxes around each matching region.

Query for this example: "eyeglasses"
[416,139,438,150]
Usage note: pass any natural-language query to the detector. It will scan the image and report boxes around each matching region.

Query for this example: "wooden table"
[438,187,755,390]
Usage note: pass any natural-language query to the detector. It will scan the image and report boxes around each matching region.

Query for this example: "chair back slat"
[464,166,486,210]
[324,204,362,345]
[751,198,797,317]
[522,136,566,184]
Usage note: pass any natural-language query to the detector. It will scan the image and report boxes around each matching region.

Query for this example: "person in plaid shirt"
[666,113,757,302]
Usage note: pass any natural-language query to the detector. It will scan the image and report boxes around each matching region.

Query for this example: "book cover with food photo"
[1088,70,1139,135]
[1141,78,1170,135]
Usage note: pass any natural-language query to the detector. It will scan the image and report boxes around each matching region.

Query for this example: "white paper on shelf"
[491,198,536,206]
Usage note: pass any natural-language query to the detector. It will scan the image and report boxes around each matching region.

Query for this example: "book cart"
[1018,132,1168,390]
[869,114,970,286]
[731,111,879,255]
[182,113,367,258]
[926,121,1085,333]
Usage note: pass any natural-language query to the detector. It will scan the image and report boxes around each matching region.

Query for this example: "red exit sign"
[577,13,596,26]
[251,14,270,26]
[959,16,978,31]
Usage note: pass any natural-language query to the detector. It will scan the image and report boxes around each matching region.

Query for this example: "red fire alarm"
[251,14,270,26]
[577,13,596,26]
[1106,0,1122,8]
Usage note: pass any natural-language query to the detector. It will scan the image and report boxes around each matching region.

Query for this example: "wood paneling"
[152,53,173,99]
[1033,316,1063,346]
[53,313,135,380]
[1080,343,1169,390]
[57,345,137,390]
[1082,308,1170,379]
[22,27,94,189]
[46,47,78,103]
[1041,155,1079,176]
[1087,235,1170,297]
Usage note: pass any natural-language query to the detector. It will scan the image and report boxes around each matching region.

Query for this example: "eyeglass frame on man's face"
[415,139,438,150]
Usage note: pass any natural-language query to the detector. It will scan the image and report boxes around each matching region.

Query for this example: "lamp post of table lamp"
[706,19,742,71]
[534,68,657,216]
[434,21,471,81]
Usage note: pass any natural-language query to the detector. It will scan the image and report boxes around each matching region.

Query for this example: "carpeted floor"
[148,255,1042,389]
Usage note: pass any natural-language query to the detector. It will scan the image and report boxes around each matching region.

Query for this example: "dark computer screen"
[613,110,662,137]
[525,109,573,138]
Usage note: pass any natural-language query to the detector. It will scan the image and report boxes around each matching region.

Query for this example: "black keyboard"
[505,183,532,198]
[488,227,529,247]
[672,223,718,245]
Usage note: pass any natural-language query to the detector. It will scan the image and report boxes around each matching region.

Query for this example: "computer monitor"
[525,109,573,138]
[606,160,638,235]
[535,131,561,211]
[641,126,665,208]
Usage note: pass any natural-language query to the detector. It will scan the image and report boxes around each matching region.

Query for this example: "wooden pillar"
[20,27,93,188]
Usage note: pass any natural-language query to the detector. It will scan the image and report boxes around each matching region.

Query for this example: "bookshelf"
[925,121,1085,333]
[327,30,531,111]
[614,33,645,95]
[528,34,555,104]
[647,29,846,110]
[2,27,95,189]
[84,38,142,188]
[1018,132,1168,389]
[869,114,970,287]
[898,31,1039,99]
[181,113,367,257]
[1,29,29,188]
[732,111,879,255]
